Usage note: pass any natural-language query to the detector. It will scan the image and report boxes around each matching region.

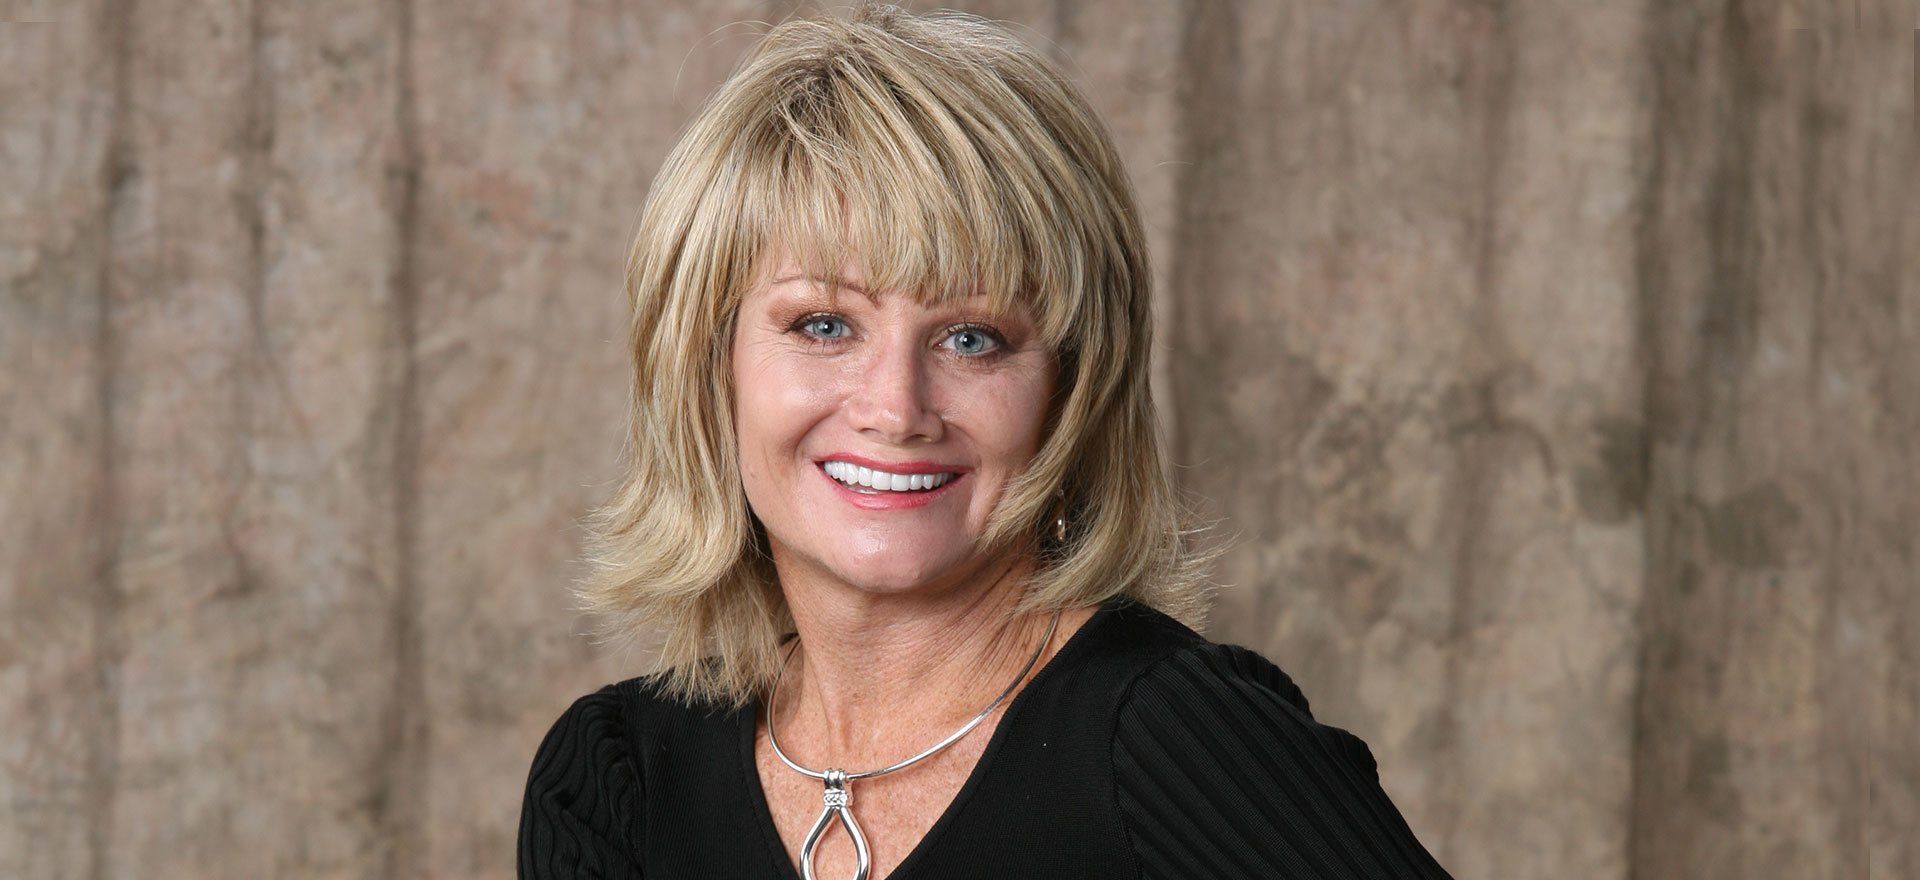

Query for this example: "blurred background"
[3,1,1912,877]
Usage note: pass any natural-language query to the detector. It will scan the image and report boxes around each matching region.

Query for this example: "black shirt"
[518,596,1455,878]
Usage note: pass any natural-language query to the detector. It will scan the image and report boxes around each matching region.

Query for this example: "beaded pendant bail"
[799,768,870,880]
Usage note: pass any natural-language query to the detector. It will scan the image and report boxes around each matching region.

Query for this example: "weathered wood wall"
[2,1,1910,877]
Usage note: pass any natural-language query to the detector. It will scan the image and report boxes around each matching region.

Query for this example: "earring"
[1049,488,1068,544]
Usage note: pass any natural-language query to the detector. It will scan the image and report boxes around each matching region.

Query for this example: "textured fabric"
[1115,644,1454,879]
[517,597,1454,878]
[517,688,645,877]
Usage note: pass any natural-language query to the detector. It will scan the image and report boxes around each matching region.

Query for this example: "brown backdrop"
[3,1,1912,877]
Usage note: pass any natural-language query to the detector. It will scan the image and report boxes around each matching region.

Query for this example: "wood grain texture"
[0,1,1908,876]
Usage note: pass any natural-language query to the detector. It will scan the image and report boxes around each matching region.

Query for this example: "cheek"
[963,367,1057,457]
[731,343,840,448]
[729,342,777,464]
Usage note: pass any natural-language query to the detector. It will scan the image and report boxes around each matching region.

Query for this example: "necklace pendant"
[800,769,871,880]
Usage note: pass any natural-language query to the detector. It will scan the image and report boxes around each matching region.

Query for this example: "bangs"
[717,34,1099,354]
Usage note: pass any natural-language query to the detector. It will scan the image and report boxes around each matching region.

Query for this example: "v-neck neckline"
[736,598,1120,880]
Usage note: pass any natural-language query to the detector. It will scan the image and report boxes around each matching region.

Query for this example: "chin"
[829,551,965,597]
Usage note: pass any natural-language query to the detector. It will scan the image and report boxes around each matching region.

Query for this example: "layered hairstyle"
[577,2,1226,708]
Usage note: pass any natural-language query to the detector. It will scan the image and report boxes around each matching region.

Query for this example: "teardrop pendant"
[799,769,871,880]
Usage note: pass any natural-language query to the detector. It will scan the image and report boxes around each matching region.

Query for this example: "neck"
[771,555,1062,765]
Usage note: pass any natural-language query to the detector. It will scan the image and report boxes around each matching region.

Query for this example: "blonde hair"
[576,2,1226,708]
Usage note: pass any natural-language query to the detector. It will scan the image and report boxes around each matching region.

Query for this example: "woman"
[519,5,1454,879]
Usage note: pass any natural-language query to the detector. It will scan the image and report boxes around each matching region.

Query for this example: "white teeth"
[823,461,954,493]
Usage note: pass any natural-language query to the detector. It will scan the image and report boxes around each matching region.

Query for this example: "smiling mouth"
[818,461,960,494]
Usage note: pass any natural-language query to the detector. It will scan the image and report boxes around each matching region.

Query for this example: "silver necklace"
[764,608,1062,880]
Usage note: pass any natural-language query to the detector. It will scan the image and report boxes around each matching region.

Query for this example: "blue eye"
[795,315,849,341]
[787,313,1007,359]
[945,325,1003,356]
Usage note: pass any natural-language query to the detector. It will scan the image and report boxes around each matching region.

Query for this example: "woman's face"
[731,251,1057,602]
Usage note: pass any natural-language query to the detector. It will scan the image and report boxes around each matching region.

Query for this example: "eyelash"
[786,312,1009,359]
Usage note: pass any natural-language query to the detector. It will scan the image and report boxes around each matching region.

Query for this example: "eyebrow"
[761,279,1039,343]
[768,274,879,302]
[766,274,1012,316]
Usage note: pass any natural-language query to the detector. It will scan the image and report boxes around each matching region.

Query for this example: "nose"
[845,330,944,444]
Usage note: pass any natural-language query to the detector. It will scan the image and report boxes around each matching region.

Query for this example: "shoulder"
[1094,599,1319,721]
[1110,634,1455,878]
[518,675,680,878]
[520,666,740,794]
[522,675,658,767]
[1086,599,1373,779]
[1116,638,1355,766]
[523,668,726,770]
[518,683,640,819]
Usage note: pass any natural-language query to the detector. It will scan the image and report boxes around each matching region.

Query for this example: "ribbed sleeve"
[517,687,645,879]
[1113,644,1454,879]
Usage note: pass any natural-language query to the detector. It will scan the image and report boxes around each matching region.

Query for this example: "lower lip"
[817,464,964,510]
